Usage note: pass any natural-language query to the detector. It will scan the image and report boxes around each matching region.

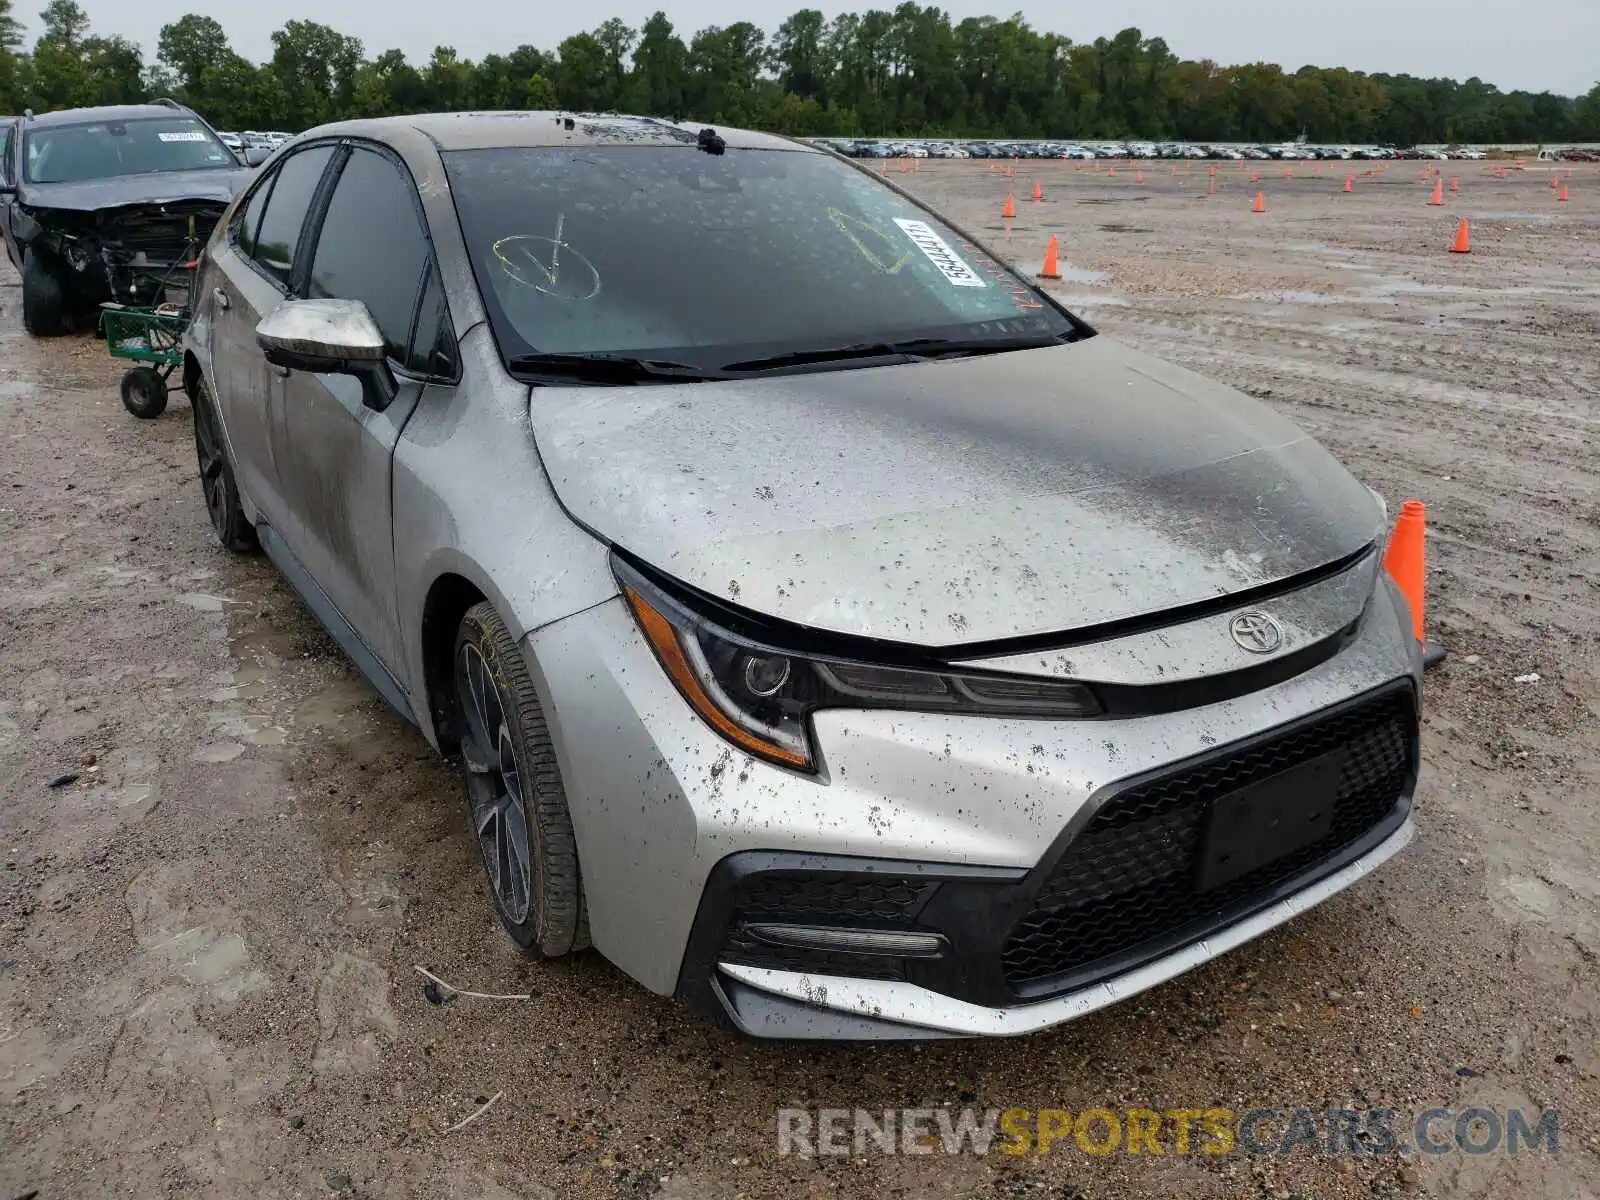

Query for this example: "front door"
[268,143,454,678]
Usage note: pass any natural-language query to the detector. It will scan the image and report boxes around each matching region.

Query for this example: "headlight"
[614,555,1100,773]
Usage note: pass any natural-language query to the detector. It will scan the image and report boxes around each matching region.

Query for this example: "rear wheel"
[21,250,65,337]
[191,375,258,553]
[453,601,588,956]
[119,367,169,419]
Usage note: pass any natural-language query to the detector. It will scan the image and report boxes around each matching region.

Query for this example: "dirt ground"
[1,159,1597,1200]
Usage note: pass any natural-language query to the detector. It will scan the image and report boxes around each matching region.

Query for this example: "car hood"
[528,336,1382,648]
[17,168,249,213]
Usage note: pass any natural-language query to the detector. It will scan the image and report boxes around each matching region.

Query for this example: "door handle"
[212,287,230,311]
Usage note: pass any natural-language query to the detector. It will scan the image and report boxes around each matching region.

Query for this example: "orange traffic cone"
[1450,218,1470,253]
[1429,178,1443,205]
[1383,499,1445,667]
[1004,163,1014,178]
[1108,165,1116,177]
[1252,191,1266,213]
[1134,170,1143,184]
[1449,177,1459,192]
[1559,186,1569,203]
[1002,193,1016,219]
[1032,180,1043,201]
[1551,173,1559,189]
[1344,175,1353,193]
[1036,235,1061,280]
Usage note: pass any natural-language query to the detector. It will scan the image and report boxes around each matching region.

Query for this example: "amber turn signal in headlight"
[614,555,1101,774]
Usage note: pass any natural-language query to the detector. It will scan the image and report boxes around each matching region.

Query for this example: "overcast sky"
[67,0,1600,97]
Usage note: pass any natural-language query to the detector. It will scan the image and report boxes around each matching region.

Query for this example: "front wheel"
[21,250,65,337]
[453,601,589,956]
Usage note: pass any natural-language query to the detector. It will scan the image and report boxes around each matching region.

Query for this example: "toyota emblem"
[1229,612,1283,654]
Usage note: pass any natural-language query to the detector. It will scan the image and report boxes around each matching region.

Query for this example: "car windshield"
[24,116,234,184]
[443,145,1080,374]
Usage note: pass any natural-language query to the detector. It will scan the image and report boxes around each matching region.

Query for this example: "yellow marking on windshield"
[491,213,601,300]
[828,208,912,275]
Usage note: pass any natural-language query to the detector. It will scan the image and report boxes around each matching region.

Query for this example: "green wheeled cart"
[100,300,189,418]
[98,225,202,419]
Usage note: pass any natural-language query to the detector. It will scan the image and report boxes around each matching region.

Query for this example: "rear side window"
[251,144,334,286]
[306,146,431,363]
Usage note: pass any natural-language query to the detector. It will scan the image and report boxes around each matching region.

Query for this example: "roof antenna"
[697,127,725,155]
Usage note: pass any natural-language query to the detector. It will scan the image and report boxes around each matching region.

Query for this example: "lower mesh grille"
[1001,687,1415,992]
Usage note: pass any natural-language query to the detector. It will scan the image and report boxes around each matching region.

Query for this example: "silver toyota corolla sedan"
[181,112,1420,1040]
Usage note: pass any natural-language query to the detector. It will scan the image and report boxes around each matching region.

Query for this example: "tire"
[190,374,258,553]
[21,249,65,337]
[120,367,169,419]
[453,601,589,956]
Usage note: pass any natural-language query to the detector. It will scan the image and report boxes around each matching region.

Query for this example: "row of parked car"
[821,138,1502,161]
[216,129,292,167]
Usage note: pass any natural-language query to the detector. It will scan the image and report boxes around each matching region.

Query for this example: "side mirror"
[243,146,270,167]
[256,298,397,412]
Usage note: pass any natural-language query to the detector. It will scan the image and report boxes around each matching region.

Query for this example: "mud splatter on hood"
[528,336,1382,647]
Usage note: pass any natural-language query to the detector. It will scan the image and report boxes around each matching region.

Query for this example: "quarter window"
[234,171,272,258]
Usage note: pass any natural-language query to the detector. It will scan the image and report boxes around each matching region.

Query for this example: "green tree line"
[2,0,1597,145]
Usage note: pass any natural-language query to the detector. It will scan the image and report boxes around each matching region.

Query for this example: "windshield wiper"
[718,343,912,373]
[506,352,722,385]
[720,333,1073,376]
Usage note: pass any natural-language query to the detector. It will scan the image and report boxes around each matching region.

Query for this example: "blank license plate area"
[1196,751,1343,892]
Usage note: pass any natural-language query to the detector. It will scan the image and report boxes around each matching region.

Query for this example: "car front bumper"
[523,572,1421,1038]
[708,816,1414,1039]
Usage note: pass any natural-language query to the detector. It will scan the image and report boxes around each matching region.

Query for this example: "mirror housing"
[256,298,397,412]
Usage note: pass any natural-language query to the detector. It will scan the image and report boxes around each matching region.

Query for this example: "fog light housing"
[744,923,948,958]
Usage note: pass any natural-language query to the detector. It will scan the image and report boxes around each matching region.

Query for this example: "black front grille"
[1001,687,1415,992]
[717,873,937,979]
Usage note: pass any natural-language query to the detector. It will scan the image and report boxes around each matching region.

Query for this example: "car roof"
[298,110,810,154]
[24,103,198,129]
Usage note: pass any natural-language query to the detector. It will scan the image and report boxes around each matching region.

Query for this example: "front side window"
[250,145,335,286]
[305,146,432,363]
[24,116,235,184]
[444,145,1078,373]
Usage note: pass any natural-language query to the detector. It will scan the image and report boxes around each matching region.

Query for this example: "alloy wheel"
[455,641,533,924]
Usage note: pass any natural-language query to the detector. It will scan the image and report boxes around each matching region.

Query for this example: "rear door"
[203,143,336,532]
[269,142,457,675]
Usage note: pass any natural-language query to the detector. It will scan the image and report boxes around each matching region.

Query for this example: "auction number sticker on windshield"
[893,218,985,287]
[158,130,208,142]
